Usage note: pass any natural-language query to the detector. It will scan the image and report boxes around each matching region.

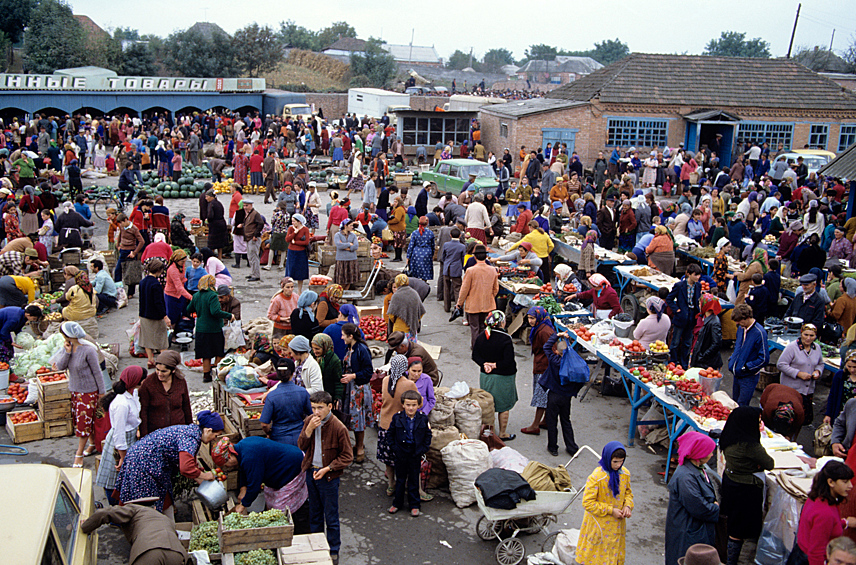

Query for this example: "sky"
[69,0,856,62]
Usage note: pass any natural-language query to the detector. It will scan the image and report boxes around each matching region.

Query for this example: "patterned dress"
[116,424,201,511]
[576,467,634,565]
[344,346,375,433]
[406,227,434,281]
[232,154,249,187]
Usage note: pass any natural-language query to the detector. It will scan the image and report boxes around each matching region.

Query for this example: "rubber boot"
[203,372,212,383]
[726,539,743,565]
[393,247,402,262]
[233,254,241,268]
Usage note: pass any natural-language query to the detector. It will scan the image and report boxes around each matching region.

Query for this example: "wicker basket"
[757,364,780,392]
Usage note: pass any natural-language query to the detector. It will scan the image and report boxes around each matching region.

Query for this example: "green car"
[422,159,498,197]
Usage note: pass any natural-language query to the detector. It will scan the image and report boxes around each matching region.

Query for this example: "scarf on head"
[527,306,554,352]
[599,441,626,498]
[119,365,145,390]
[484,310,506,339]
[719,406,762,451]
[749,248,769,274]
[321,284,343,307]
[75,271,93,297]
[700,293,722,317]
[677,431,716,466]
[581,229,597,250]
[339,303,359,325]
[406,206,417,221]
[387,353,408,395]
[845,277,856,299]
[297,291,317,321]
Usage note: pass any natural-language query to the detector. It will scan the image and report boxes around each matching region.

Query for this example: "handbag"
[121,258,143,286]
[479,424,506,451]
[420,455,432,484]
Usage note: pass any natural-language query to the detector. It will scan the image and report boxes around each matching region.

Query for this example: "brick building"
[479,53,856,169]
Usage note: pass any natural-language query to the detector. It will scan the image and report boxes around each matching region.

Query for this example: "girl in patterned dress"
[406,216,435,281]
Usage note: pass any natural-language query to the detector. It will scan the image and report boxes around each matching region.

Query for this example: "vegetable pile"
[360,315,387,341]
[539,283,553,293]
[692,397,732,420]
[536,295,562,315]
[562,283,578,293]
[310,275,331,286]
[9,410,38,424]
[6,383,27,403]
[12,332,66,379]
[574,327,594,341]
[234,549,277,565]
[222,508,291,530]
[189,521,220,553]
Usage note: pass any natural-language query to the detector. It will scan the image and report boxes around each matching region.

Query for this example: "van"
[282,103,314,122]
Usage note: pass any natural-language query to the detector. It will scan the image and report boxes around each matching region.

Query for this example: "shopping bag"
[223,320,246,350]
[726,279,738,303]
[558,341,589,384]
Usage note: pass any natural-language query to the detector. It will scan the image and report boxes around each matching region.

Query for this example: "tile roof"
[481,98,588,118]
[819,143,856,180]
[323,37,366,52]
[518,57,603,75]
[547,53,856,110]
[382,44,440,64]
[187,22,229,40]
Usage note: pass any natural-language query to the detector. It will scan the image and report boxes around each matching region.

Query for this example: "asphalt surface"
[0,172,815,565]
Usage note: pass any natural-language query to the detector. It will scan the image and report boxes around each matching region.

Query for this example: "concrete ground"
[0,172,815,565]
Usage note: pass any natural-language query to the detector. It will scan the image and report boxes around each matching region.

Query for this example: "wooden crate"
[38,397,72,421]
[212,379,225,414]
[218,507,294,553]
[5,410,45,443]
[36,373,71,402]
[44,419,73,438]
[234,405,264,438]
[229,395,264,417]
[358,256,374,271]
[222,552,282,565]
[278,533,332,565]
[196,235,209,249]
[192,499,216,526]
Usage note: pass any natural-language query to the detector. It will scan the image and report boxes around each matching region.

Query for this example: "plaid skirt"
[94,427,138,490]
[334,259,360,286]
[264,470,308,513]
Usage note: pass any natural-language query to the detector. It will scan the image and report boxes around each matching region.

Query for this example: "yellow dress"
[575,466,634,565]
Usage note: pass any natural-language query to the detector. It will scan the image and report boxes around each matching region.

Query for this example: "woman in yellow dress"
[576,441,634,564]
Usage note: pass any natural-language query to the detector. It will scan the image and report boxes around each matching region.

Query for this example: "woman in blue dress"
[406,216,435,281]
[116,410,224,516]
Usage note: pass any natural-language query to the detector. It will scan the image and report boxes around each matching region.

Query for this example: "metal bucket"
[699,375,722,396]
[612,319,634,338]
[196,480,228,510]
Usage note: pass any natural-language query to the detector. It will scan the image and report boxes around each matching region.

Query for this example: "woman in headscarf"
[290,289,320,339]
[63,270,97,329]
[691,294,723,369]
[578,229,598,280]
[199,247,232,288]
[116,410,223,517]
[404,205,419,235]
[833,278,856,333]
[340,322,375,463]
[322,303,361,360]
[55,321,106,466]
[776,322,825,426]
[569,273,622,319]
[575,441,634,565]
[138,349,192,437]
[406,216,435,282]
[553,264,574,291]
[268,277,300,340]
[746,190,761,225]
[377,353,417,496]
[285,214,311,292]
[633,296,671,348]
[617,199,637,252]
[386,274,425,342]
[645,224,676,275]
[164,249,192,329]
[2,201,22,240]
[731,247,768,304]
[521,306,554,436]
[94,365,144,504]
[316,283,343,329]
[664,432,719,565]
[138,259,169,368]
[311,333,343,407]
[712,237,731,291]
[804,198,826,240]
[18,185,41,235]
[387,197,407,262]
[472,310,518,440]
[718,406,774,565]
[186,274,235,382]
[205,189,228,260]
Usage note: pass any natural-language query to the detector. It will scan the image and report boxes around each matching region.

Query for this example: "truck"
[442,94,508,112]
[348,88,411,119]
[282,103,314,122]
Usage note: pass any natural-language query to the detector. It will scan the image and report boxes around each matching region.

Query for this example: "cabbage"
[15,333,35,350]
[12,332,67,377]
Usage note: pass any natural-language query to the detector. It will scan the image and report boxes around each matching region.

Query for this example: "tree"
[23,0,85,74]
[590,38,629,65]
[316,21,357,51]
[843,34,856,73]
[233,23,283,76]
[112,27,140,43]
[525,44,558,61]
[120,41,157,76]
[703,31,770,58]
[350,37,396,88]
[84,32,123,70]
[446,49,473,70]
[482,48,513,73]
[162,27,238,77]
[0,0,35,44]
[278,20,317,51]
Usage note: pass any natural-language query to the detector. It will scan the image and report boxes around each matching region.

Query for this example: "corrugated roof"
[519,57,603,75]
[382,44,440,64]
[547,53,856,110]
[481,98,588,118]
[819,143,856,179]
[323,37,366,52]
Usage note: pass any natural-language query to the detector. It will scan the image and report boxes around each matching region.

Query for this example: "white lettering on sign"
[158,79,170,90]
[174,79,187,89]
[0,73,263,91]
[107,78,120,89]
[124,78,138,89]
[72,77,86,88]
[46,77,68,88]
[6,76,20,87]
[141,79,154,89]
[25,76,41,88]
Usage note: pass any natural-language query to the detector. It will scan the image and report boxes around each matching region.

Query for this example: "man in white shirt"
[464,193,491,244]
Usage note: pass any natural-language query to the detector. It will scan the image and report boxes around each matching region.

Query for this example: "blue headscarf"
[406,206,417,221]
[339,303,359,325]
[599,441,626,498]
[527,306,554,352]
[297,290,318,321]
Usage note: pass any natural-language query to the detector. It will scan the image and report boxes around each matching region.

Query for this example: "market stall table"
[767,337,841,372]
[612,264,734,311]
[550,236,636,268]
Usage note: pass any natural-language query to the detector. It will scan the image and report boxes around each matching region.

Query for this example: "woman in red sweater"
[790,460,856,564]
[568,273,622,319]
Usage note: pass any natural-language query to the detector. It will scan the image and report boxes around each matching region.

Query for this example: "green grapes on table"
[234,549,277,565]
[222,508,291,530]
[188,521,220,553]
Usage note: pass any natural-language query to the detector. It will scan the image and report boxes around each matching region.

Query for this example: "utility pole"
[469,47,473,69]
[786,3,800,58]
[829,29,836,52]
[409,28,414,64]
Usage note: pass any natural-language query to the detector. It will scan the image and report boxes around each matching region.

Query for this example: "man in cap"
[784,273,826,328]
[217,285,242,320]
[596,195,618,250]
[263,148,277,204]
[242,199,264,282]
[386,331,440,384]
[0,248,46,276]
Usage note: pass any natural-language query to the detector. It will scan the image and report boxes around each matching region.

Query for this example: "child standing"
[388,390,432,517]
[171,150,182,182]
[575,441,634,565]
[38,209,54,255]
[745,273,770,325]
[538,331,582,457]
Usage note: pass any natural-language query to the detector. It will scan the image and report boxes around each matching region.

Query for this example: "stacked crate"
[36,371,74,439]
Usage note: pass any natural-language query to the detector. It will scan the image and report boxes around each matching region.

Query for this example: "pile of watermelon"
[140,167,211,199]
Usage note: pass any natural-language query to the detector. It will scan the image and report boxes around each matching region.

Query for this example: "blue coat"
[665,278,702,328]
[728,322,769,378]
[826,370,853,421]
[664,463,720,565]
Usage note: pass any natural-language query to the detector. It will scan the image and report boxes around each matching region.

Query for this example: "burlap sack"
[426,425,460,490]
[435,386,450,397]
[441,438,491,508]
[467,388,495,425]
[429,398,455,428]
[454,398,482,439]
[521,461,573,492]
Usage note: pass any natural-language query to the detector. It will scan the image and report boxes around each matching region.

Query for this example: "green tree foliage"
[316,22,357,51]
[481,48,513,73]
[233,23,282,76]
[703,31,771,58]
[85,33,123,70]
[163,28,238,77]
[446,49,474,70]
[278,20,317,51]
[0,0,35,44]
[350,38,396,88]
[525,44,558,61]
[112,27,140,42]
[120,41,157,76]
[590,38,629,65]
[23,0,85,73]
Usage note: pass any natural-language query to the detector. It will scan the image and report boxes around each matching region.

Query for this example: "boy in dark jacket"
[538,331,583,457]
[745,273,770,325]
[388,390,432,516]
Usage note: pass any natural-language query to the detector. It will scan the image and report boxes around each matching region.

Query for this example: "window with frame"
[808,124,829,150]
[606,118,667,147]
[52,487,79,563]
[500,123,508,138]
[737,122,793,149]
[839,124,856,152]
[402,115,471,146]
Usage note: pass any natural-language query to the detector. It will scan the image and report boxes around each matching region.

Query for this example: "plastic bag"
[726,279,738,304]
[754,486,802,565]
[489,446,530,473]
[441,438,491,508]
[223,320,246,351]
[454,398,482,439]
[446,381,470,399]
[815,422,833,457]
[555,530,579,565]
[25,378,39,404]
[558,343,590,385]
[224,366,261,390]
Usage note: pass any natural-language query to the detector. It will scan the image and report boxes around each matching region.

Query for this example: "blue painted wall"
[0,91,266,115]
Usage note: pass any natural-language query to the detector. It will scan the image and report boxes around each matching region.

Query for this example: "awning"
[683,109,741,122]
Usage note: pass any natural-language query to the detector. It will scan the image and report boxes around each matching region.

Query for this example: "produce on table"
[235,549,277,565]
[631,366,653,383]
[649,340,669,353]
[562,283,578,293]
[309,275,332,286]
[700,281,710,293]
[692,397,732,420]
[189,520,220,553]
[214,467,228,482]
[674,380,703,394]
[249,412,261,420]
[360,315,387,341]
[536,295,562,315]
[0,397,14,404]
[574,327,594,341]
[9,410,38,424]
[539,283,553,293]
[781,278,799,292]
[185,359,204,368]
[12,332,66,378]
[38,372,67,383]
[687,247,717,259]
[222,508,291,530]
[699,368,723,379]
[6,382,27,403]
[621,339,646,353]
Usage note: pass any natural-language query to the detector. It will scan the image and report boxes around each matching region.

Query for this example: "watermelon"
[169,182,179,191]
[179,190,188,198]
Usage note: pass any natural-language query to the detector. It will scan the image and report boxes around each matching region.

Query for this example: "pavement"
[0,173,810,565]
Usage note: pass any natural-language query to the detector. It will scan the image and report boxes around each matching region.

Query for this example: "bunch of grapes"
[188,521,220,553]
[235,549,277,565]
[223,509,291,530]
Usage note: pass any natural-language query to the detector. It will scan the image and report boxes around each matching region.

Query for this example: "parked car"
[405,86,433,95]
[422,158,498,196]
[3,464,98,564]
[772,150,836,175]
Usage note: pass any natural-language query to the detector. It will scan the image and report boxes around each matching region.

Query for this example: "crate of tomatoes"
[360,315,387,341]
[35,368,70,402]
[6,409,44,443]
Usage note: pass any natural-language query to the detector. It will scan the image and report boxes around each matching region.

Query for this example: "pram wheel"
[495,538,524,565]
